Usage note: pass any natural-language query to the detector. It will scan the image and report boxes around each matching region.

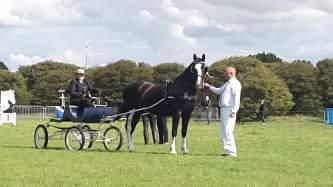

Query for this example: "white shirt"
[209,77,242,113]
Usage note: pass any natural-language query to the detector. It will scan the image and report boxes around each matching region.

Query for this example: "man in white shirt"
[204,66,242,157]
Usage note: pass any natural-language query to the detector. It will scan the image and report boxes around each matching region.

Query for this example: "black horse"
[118,54,207,154]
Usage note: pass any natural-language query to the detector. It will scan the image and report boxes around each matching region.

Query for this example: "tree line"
[0,52,332,119]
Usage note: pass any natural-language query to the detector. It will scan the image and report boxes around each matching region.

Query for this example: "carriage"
[33,90,123,151]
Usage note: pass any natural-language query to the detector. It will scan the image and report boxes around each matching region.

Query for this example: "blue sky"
[1,0,333,71]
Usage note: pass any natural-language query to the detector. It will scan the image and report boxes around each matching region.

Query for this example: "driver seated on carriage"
[69,68,98,108]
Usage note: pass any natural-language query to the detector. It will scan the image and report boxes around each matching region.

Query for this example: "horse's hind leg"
[181,113,191,154]
[126,112,141,152]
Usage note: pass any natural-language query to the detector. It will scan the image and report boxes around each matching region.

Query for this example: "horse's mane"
[173,63,196,95]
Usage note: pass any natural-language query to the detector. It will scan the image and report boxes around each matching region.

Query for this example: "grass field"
[0,116,332,186]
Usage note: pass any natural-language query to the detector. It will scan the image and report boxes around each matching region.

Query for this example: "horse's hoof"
[128,148,135,152]
[181,147,189,154]
[170,147,177,154]
[128,146,135,152]
[182,150,189,154]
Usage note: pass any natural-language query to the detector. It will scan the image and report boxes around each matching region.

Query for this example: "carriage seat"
[81,107,114,123]
[60,105,115,123]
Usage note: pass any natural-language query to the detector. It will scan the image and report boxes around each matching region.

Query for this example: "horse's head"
[191,53,207,89]
[2,89,16,106]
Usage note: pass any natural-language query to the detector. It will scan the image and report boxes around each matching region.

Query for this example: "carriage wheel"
[65,126,85,151]
[34,124,48,149]
[103,126,123,151]
[82,125,93,149]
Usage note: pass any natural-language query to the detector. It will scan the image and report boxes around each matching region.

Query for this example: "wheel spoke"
[65,127,84,151]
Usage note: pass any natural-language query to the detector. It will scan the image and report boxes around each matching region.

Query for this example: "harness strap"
[142,84,154,98]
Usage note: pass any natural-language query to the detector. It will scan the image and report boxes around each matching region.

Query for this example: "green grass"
[0,117,333,186]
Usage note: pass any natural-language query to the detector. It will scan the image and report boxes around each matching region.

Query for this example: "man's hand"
[229,112,235,118]
[204,83,210,88]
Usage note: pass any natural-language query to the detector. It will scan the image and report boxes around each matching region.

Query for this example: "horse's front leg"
[170,114,180,154]
[181,112,191,154]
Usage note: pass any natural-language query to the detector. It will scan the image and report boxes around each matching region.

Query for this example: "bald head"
[225,66,236,80]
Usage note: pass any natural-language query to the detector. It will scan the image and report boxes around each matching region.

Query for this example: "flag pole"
[85,40,88,70]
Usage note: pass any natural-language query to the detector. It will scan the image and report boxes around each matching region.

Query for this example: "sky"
[1,0,333,71]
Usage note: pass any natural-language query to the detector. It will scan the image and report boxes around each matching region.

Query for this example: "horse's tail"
[113,81,142,121]
[113,104,129,121]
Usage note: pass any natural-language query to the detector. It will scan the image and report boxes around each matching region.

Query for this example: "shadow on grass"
[1,145,68,151]
[1,145,64,151]
[1,145,221,157]
[132,150,221,157]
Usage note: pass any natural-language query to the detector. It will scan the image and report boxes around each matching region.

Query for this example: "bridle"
[191,62,207,90]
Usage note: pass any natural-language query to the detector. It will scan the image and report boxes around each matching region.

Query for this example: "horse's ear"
[193,54,197,61]
[202,54,205,62]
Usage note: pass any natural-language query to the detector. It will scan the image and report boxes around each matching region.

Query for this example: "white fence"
[13,105,56,119]
[192,107,220,121]
[13,105,220,121]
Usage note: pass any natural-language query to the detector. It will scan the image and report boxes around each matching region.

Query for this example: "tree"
[18,61,78,105]
[0,61,9,70]
[249,52,283,63]
[89,60,154,106]
[137,62,154,82]
[0,70,31,104]
[152,63,185,83]
[208,56,293,120]
[268,61,321,112]
[316,58,333,108]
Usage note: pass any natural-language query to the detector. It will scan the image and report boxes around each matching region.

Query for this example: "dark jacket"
[69,78,93,99]
[259,104,265,113]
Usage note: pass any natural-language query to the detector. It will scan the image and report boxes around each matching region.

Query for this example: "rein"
[102,97,167,121]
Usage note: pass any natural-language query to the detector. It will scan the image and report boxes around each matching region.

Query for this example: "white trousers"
[220,107,237,156]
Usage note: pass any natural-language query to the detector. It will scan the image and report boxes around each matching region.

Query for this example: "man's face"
[77,74,85,80]
[224,68,234,80]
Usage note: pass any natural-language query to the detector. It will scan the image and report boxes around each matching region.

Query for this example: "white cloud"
[162,0,208,27]
[9,54,45,66]
[139,10,154,21]
[271,7,328,22]
[0,0,31,25]
[9,50,83,70]
[169,23,197,47]
[2,0,333,71]
[0,0,81,26]
[47,50,82,65]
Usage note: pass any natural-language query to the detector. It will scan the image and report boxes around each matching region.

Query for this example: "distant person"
[259,100,266,125]
[69,68,97,108]
[157,116,168,144]
[142,114,158,144]
[204,66,242,158]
